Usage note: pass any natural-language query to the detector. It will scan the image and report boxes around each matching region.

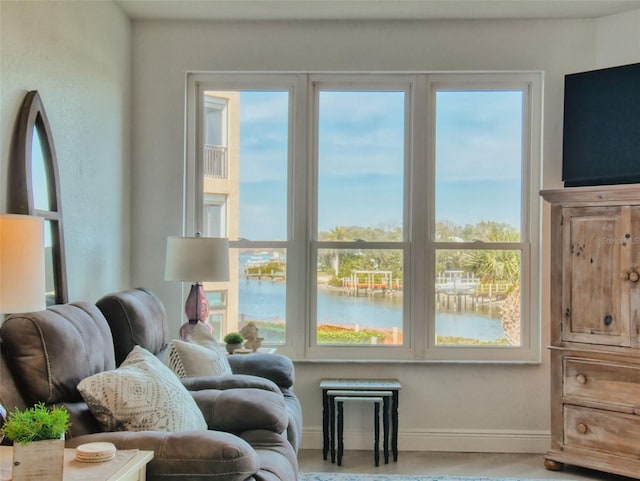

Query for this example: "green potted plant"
[223,332,244,354]
[1,402,70,481]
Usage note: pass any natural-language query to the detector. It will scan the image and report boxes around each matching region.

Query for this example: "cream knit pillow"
[166,338,232,378]
[77,346,208,432]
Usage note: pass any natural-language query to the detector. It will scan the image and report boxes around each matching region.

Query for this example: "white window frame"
[423,73,542,362]
[306,74,416,360]
[184,71,543,363]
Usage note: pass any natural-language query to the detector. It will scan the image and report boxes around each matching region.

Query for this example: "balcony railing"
[204,144,228,179]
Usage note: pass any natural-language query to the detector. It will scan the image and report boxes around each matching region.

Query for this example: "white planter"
[225,342,242,354]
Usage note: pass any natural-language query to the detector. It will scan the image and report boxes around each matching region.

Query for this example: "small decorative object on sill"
[223,332,244,354]
[0,403,69,481]
[240,321,264,352]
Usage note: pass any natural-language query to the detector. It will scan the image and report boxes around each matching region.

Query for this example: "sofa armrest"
[227,353,294,389]
[191,388,287,435]
[181,374,281,394]
[65,430,260,481]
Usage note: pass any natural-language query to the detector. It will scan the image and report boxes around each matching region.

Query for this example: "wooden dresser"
[541,185,640,479]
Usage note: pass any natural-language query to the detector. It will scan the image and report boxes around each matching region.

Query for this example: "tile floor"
[297,450,635,480]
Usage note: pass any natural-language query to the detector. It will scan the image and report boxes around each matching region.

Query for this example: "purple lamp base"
[179,283,211,340]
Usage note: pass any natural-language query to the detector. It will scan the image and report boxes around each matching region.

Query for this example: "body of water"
[239,277,506,342]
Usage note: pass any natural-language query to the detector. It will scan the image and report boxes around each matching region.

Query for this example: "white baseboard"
[300,427,550,454]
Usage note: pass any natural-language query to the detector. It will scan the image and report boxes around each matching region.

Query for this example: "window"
[204,96,227,178]
[186,72,542,362]
[188,80,293,344]
[204,194,227,238]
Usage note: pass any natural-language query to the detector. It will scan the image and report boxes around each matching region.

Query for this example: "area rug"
[299,475,569,481]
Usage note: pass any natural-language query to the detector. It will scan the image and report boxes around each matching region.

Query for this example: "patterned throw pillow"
[166,338,233,378]
[77,346,208,432]
[188,321,228,352]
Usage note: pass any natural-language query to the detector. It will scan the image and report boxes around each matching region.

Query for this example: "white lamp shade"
[0,214,46,314]
[165,236,230,282]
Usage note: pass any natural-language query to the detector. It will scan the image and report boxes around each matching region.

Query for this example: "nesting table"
[320,379,402,465]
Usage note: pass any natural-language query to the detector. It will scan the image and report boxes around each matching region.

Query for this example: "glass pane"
[235,248,287,344]
[204,289,227,342]
[316,248,403,345]
[206,313,224,342]
[32,123,51,211]
[44,219,55,306]
[435,91,522,242]
[318,90,405,241]
[204,195,227,237]
[206,107,224,146]
[202,90,289,241]
[435,249,521,346]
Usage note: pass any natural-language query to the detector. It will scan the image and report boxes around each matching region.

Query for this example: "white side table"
[0,446,153,481]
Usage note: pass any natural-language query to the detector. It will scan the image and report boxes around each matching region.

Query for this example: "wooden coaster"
[75,442,117,463]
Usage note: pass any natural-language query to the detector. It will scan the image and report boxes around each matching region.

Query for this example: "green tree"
[460,229,521,346]
[463,249,520,285]
[320,226,348,275]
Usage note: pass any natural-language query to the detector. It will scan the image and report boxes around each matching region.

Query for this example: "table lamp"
[165,235,229,339]
[0,214,46,315]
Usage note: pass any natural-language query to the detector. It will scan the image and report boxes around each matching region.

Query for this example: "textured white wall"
[0,0,132,303]
[130,17,599,451]
[595,9,640,68]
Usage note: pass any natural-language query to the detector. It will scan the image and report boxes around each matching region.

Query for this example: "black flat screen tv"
[562,62,640,187]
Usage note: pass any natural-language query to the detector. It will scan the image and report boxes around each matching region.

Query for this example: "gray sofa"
[0,289,302,481]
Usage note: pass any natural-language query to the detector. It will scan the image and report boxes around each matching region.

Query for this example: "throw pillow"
[77,346,208,432]
[166,338,233,378]
[188,321,227,352]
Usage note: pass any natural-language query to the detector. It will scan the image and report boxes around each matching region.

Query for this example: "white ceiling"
[115,0,640,21]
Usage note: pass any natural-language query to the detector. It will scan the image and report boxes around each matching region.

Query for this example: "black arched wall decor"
[8,90,68,305]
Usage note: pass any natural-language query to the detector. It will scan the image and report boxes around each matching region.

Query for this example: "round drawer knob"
[576,374,587,384]
[630,271,640,282]
[621,271,631,280]
[577,423,588,434]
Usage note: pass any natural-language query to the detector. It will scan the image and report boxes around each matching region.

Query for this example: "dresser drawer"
[564,358,640,409]
[564,405,640,456]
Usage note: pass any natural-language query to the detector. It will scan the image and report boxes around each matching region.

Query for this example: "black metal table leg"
[330,393,336,463]
[392,389,399,461]
[322,389,329,460]
[337,400,344,466]
[374,401,380,467]
[383,396,390,464]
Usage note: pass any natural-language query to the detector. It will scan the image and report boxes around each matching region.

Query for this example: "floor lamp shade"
[0,214,46,314]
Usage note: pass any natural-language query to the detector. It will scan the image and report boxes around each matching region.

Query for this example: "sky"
[234,89,523,241]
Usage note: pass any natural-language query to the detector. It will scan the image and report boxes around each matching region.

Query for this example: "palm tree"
[324,226,347,275]
[501,285,521,346]
[463,249,520,286]
[463,246,521,346]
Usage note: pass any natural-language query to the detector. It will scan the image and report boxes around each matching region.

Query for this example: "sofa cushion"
[0,303,116,404]
[96,288,169,365]
[166,338,232,378]
[77,346,208,432]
